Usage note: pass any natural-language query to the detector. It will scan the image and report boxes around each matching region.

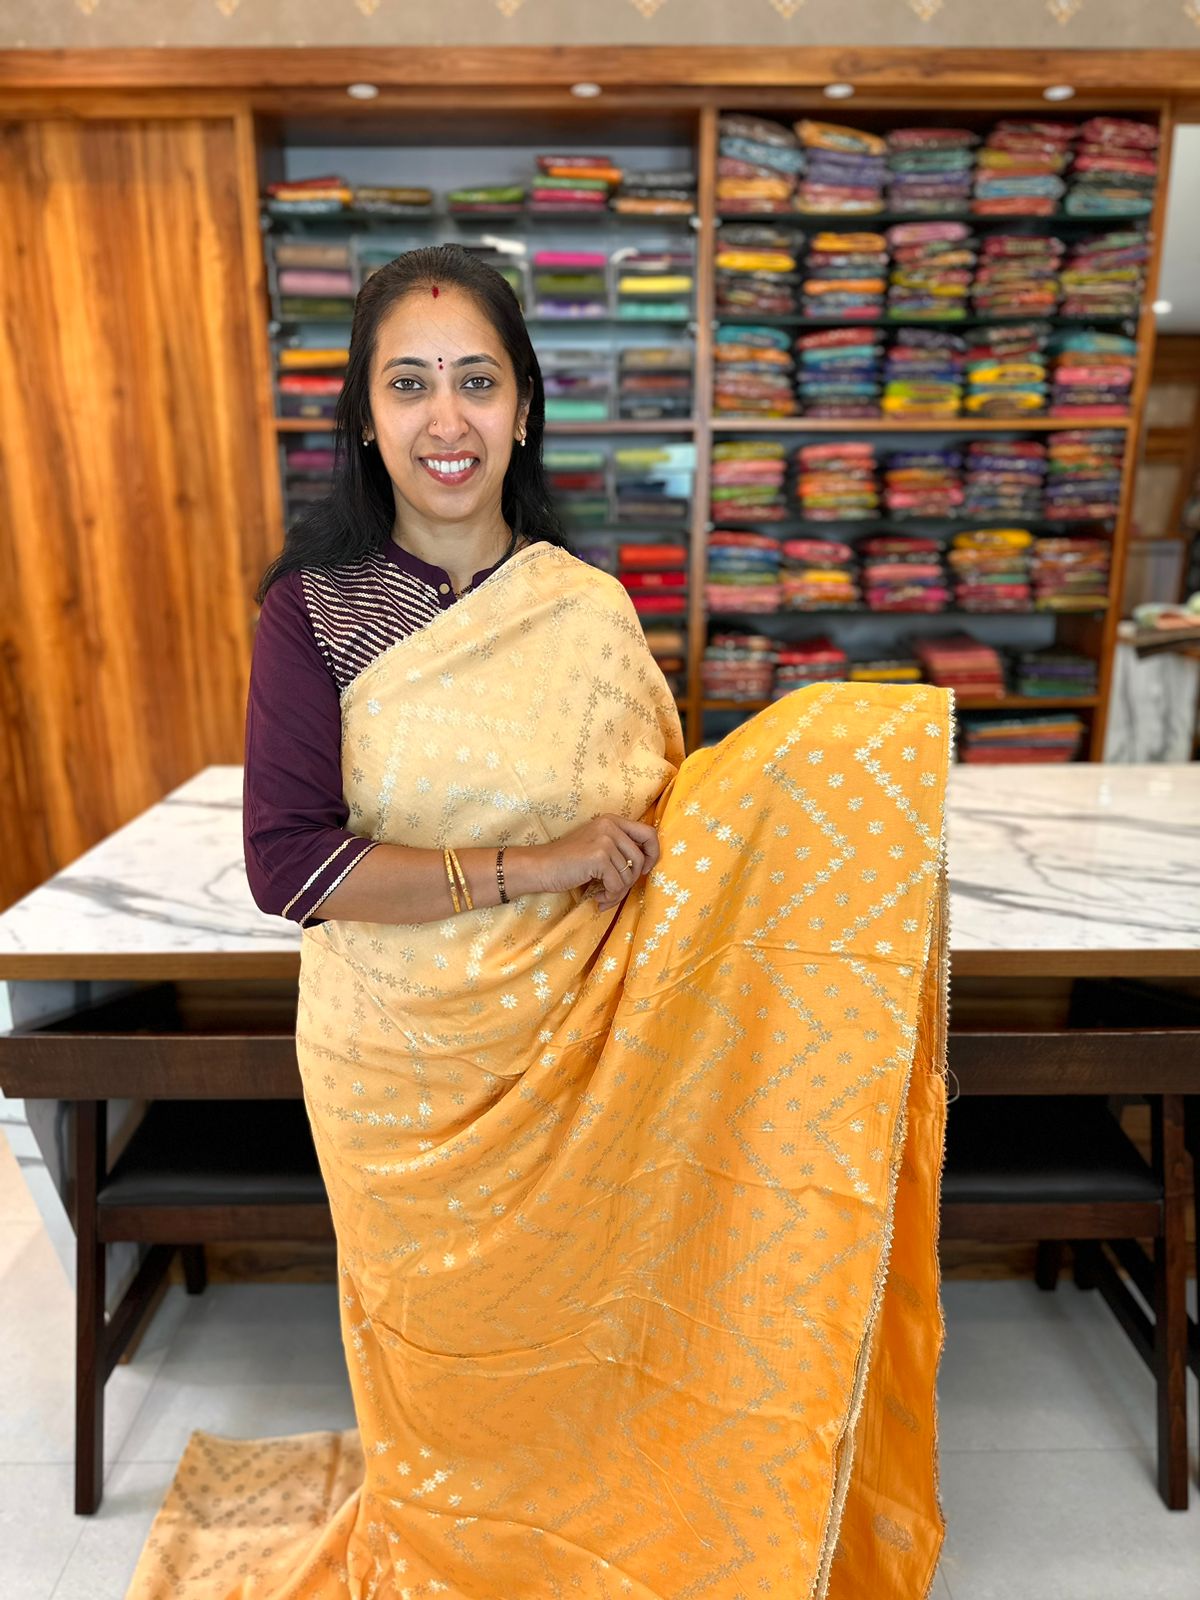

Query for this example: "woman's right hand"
[535,814,660,911]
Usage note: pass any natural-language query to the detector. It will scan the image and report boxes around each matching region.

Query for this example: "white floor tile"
[50,1461,177,1600]
[155,1281,345,1386]
[116,1379,355,1465]
[938,1278,1150,1453]
[0,1463,83,1600]
[937,1446,1200,1600]
[0,1223,188,1467]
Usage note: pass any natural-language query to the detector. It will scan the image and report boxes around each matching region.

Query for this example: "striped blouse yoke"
[243,534,535,925]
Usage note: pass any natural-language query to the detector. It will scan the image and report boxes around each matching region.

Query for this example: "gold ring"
[624,859,634,873]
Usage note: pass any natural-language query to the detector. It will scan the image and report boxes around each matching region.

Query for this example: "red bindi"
[431,284,440,298]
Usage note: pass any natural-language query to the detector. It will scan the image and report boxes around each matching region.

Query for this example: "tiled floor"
[1,1136,1196,1600]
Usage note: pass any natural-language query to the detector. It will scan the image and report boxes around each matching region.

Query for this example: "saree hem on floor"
[128,541,952,1600]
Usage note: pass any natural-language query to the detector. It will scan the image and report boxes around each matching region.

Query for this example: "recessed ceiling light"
[1153,299,1173,315]
[346,83,380,100]
[570,82,602,99]
[823,83,855,100]
[1043,84,1076,102]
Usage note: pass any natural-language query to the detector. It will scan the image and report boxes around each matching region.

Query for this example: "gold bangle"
[443,847,462,914]
[447,846,474,912]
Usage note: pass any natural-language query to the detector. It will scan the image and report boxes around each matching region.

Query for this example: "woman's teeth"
[425,458,477,475]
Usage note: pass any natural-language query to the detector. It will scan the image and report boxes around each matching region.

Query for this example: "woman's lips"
[419,455,481,487]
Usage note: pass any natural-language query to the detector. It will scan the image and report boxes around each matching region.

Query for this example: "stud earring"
[362,435,371,446]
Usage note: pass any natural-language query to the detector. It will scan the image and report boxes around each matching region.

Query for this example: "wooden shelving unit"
[247,91,1173,764]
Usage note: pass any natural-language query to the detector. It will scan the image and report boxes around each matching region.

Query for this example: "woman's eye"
[391,377,423,392]
[463,375,494,391]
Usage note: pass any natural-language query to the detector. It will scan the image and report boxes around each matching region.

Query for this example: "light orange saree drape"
[128,541,952,1600]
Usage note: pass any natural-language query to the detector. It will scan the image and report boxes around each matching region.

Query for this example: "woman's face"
[366,285,530,531]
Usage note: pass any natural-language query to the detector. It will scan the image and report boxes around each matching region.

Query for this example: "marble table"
[1,763,1197,1516]
[0,761,1196,982]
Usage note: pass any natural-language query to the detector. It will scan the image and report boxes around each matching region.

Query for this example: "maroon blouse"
[244,535,533,926]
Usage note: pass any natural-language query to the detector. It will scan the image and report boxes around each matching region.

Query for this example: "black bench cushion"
[97,1099,327,1208]
[942,1095,1161,1205]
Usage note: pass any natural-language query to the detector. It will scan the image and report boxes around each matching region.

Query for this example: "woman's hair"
[257,243,568,600]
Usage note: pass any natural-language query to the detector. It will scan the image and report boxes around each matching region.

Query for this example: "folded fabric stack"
[1013,647,1099,698]
[618,539,689,618]
[265,175,353,217]
[530,154,622,213]
[615,444,694,524]
[544,446,610,526]
[715,225,802,317]
[447,184,525,215]
[848,658,923,685]
[795,121,888,214]
[886,221,976,320]
[913,632,1007,696]
[964,320,1052,417]
[283,444,337,517]
[618,344,693,421]
[351,185,434,216]
[1044,429,1124,520]
[772,637,850,697]
[1059,228,1150,317]
[972,120,1075,216]
[615,248,694,320]
[1065,117,1159,217]
[276,345,348,420]
[802,232,888,320]
[717,115,806,213]
[642,625,689,699]
[882,331,966,419]
[274,240,357,320]
[710,439,789,521]
[541,348,612,422]
[885,127,978,215]
[861,535,950,612]
[971,232,1064,318]
[713,325,796,416]
[572,537,619,575]
[963,439,1047,522]
[702,632,778,701]
[946,529,1034,612]
[1031,536,1112,611]
[958,713,1086,763]
[795,441,880,521]
[884,448,964,518]
[1049,329,1137,418]
[705,531,782,614]
[794,327,884,419]
[531,251,609,318]
[612,168,696,216]
[779,537,861,610]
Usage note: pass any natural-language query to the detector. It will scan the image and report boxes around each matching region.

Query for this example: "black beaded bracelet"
[496,846,509,904]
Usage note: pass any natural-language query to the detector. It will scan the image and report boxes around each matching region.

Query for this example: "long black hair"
[258,243,568,600]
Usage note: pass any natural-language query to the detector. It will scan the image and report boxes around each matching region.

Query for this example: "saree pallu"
[128,541,952,1600]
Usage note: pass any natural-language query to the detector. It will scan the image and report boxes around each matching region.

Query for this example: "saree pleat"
[127,542,952,1600]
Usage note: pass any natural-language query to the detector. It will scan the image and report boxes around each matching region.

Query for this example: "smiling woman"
[127,238,953,1600]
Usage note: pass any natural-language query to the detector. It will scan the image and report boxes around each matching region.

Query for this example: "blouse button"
[438,583,450,595]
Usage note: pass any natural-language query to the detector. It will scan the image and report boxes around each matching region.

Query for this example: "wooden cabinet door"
[0,115,275,908]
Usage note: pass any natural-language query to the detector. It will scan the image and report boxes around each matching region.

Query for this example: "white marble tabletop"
[0,762,1197,980]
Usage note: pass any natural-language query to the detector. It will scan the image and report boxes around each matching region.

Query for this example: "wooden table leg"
[74,1100,107,1515]
[1154,1093,1189,1511]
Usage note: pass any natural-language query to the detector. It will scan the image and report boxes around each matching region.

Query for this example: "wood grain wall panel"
[0,117,274,909]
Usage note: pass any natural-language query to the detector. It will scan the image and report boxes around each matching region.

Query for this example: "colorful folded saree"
[127,542,952,1600]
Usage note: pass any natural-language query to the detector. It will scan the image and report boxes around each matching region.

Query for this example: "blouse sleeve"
[243,570,378,926]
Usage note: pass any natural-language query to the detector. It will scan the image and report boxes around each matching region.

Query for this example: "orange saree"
[128,541,952,1599]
